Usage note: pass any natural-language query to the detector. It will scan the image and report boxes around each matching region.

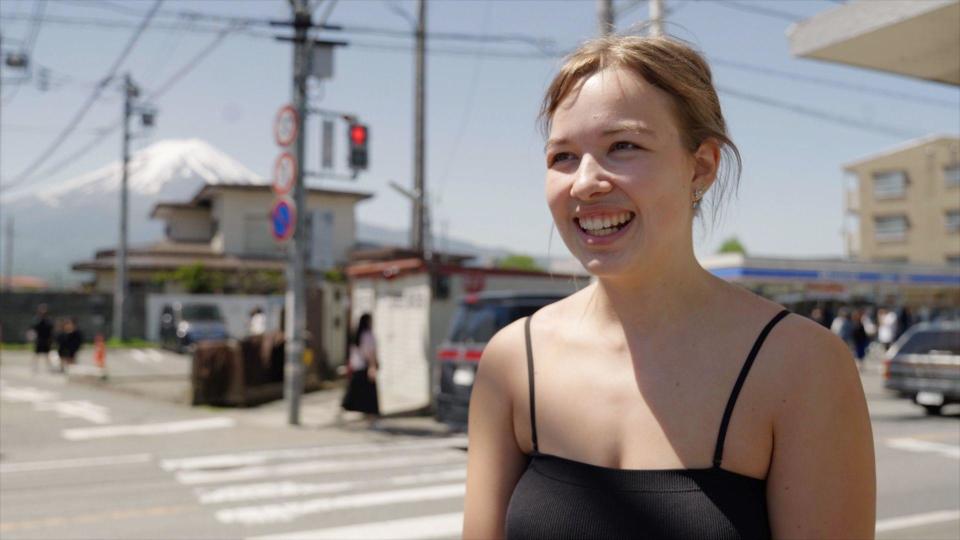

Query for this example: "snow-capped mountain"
[3,139,267,284]
[7,138,266,207]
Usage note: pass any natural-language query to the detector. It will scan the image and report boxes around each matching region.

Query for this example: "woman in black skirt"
[341,313,379,416]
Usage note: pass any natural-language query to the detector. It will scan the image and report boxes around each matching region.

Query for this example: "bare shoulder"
[473,315,531,405]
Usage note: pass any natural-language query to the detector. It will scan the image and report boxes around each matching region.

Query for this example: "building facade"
[843,135,960,265]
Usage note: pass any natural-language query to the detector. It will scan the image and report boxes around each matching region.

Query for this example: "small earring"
[692,188,704,209]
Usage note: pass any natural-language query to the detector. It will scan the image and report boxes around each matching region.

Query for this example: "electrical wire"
[2,0,47,105]
[711,57,959,109]
[717,85,920,139]
[714,0,803,23]
[1,24,236,197]
[0,0,164,193]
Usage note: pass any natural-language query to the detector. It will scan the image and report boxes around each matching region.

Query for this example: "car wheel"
[922,404,943,416]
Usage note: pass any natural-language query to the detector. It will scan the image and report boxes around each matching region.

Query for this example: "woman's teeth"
[577,212,634,236]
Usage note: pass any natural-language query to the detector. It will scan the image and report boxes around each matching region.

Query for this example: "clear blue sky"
[2,0,958,262]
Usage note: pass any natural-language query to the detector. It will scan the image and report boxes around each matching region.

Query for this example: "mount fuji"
[4,139,268,285]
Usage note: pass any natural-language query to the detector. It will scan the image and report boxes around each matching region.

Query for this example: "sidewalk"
[0,348,456,437]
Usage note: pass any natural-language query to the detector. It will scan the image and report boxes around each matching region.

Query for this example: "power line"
[1,24,236,197]
[717,85,920,139]
[714,0,803,23]
[711,57,959,109]
[0,0,164,193]
[2,0,46,105]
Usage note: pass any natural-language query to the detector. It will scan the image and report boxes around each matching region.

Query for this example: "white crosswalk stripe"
[163,436,468,538]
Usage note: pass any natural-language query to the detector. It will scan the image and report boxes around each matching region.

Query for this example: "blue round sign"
[271,198,296,242]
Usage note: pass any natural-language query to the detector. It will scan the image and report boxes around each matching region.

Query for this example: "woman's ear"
[691,138,721,191]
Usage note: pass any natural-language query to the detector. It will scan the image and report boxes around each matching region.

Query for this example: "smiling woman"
[463,34,876,540]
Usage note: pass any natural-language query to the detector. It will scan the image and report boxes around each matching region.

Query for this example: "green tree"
[718,236,747,255]
[153,264,227,293]
[496,254,543,272]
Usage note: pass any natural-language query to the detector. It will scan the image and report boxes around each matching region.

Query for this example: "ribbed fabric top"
[504,310,790,540]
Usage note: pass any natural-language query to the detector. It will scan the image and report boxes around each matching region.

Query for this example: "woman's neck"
[584,255,720,337]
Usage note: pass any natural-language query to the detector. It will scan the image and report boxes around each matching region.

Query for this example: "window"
[874,215,908,242]
[945,164,960,188]
[872,170,907,199]
[947,210,960,233]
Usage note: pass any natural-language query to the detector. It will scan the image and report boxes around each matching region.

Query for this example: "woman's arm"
[463,321,530,539]
[767,320,876,539]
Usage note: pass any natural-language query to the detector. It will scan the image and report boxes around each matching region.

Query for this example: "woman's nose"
[570,154,613,200]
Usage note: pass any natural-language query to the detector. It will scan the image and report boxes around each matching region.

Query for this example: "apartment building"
[843,135,960,265]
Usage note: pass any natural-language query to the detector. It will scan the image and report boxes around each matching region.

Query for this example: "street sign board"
[274,105,299,147]
[270,198,296,243]
[272,152,297,196]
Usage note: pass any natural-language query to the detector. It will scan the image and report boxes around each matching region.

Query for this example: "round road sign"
[270,198,296,242]
[274,105,299,147]
[272,152,297,196]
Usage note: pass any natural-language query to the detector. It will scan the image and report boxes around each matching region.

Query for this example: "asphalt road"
[0,349,957,539]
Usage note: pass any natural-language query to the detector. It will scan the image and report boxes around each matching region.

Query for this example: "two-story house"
[73,182,373,293]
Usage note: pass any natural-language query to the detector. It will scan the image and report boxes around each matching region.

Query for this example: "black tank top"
[505,310,791,540]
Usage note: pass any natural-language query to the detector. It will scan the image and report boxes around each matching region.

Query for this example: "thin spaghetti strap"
[524,316,539,454]
[712,309,790,468]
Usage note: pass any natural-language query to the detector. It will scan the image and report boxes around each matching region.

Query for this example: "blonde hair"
[540,34,741,223]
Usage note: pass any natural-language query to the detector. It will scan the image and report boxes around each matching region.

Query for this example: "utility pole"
[3,217,12,291]
[597,0,614,36]
[649,0,665,37]
[114,73,136,342]
[412,0,427,256]
[285,0,310,425]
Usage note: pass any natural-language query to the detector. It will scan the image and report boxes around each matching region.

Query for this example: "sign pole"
[284,0,311,426]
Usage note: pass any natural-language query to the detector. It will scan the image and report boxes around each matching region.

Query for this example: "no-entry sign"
[272,152,297,196]
[270,198,296,242]
[274,105,299,147]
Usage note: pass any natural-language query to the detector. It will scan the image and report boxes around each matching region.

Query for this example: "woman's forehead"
[550,67,677,138]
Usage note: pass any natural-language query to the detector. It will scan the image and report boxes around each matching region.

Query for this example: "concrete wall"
[215,190,357,265]
[163,207,213,243]
[0,291,147,343]
[848,137,960,264]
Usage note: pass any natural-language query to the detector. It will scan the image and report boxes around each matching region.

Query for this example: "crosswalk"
[160,436,469,539]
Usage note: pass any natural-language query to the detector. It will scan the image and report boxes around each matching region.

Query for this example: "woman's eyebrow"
[544,137,568,153]
[601,121,656,138]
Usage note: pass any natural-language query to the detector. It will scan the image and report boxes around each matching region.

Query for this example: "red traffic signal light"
[350,124,368,146]
[347,122,369,170]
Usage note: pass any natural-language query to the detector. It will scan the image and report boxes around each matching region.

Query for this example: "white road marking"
[131,349,149,363]
[145,349,165,362]
[0,453,152,474]
[196,467,466,504]
[35,400,112,424]
[0,382,58,403]
[177,451,464,485]
[876,509,960,532]
[0,381,112,424]
[62,417,236,440]
[886,437,960,459]
[216,483,465,525]
[247,511,464,540]
[161,436,468,471]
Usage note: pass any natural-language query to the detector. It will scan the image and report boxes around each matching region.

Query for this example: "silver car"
[883,322,960,415]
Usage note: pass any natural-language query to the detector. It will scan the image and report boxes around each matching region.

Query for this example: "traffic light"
[348,122,369,170]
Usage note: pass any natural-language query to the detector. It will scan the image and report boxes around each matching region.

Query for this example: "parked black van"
[435,291,568,429]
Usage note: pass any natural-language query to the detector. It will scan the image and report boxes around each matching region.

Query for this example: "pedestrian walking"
[878,307,898,350]
[340,313,379,418]
[55,317,84,373]
[29,304,54,374]
[830,308,854,351]
[851,310,870,370]
[247,306,266,336]
[462,34,875,539]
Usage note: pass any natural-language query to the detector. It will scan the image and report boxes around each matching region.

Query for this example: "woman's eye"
[549,152,576,165]
[611,141,639,152]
